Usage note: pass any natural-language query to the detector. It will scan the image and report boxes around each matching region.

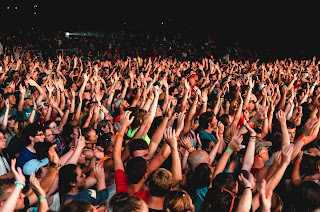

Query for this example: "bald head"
[187,150,210,170]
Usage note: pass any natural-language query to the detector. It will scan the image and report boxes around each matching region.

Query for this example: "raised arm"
[241,121,257,171]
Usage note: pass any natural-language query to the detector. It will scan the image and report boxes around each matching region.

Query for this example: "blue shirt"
[16,147,36,169]
[199,130,217,144]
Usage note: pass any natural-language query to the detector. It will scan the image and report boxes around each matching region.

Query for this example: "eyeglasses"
[221,188,238,212]
[36,132,45,137]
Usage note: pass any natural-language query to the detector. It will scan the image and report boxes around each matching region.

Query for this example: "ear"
[70,182,76,187]
[258,150,263,157]
[29,136,34,142]
[143,172,148,180]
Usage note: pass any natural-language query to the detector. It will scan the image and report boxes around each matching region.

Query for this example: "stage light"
[15,7,17,9]
[34,5,38,8]
[7,6,9,9]
[34,12,37,15]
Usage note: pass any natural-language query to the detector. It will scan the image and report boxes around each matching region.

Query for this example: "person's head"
[37,101,49,117]
[114,98,130,111]
[293,181,320,212]
[44,127,55,143]
[125,157,147,185]
[129,139,149,162]
[45,120,60,135]
[22,122,45,145]
[110,192,148,212]
[202,173,239,212]
[0,131,6,151]
[254,139,272,164]
[219,114,233,127]
[24,93,34,107]
[129,107,147,130]
[301,154,320,176]
[82,127,98,145]
[148,168,173,197]
[7,115,16,129]
[4,92,16,105]
[287,120,296,143]
[59,164,86,205]
[271,192,283,212]
[199,111,217,131]
[187,163,212,190]
[164,189,195,212]
[60,201,98,212]
[0,179,25,210]
[97,120,113,135]
[200,139,215,154]
[187,150,210,170]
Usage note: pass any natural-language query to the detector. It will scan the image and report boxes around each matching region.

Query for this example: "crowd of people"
[0,31,320,212]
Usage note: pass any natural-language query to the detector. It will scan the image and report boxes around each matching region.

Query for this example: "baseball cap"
[258,84,266,91]
[24,91,34,99]
[255,139,272,155]
[22,158,49,176]
[72,188,109,206]
[114,98,124,109]
[37,101,48,111]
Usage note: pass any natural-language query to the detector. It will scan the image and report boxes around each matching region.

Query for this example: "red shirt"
[115,169,150,202]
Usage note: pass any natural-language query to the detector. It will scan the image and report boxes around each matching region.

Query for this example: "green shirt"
[127,127,151,145]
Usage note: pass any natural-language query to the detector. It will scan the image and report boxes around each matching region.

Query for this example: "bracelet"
[268,113,273,117]
[193,101,198,105]
[226,148,233,154]
[175,135,179,139]
[188,149,195,154]
[184,153,189,157]
[218,132,223,135]
[248,88,252,91]
[79,103,82,106]
[148,97,153,100]
[33,107,37,110]
[299,135,307,143]
[38,196,46,201]
[216,102,220,105]
[85,120,90,123]
[116,132,124,137]
[294,162,300,166]
[244,186,252,191]
[14,181,25,189]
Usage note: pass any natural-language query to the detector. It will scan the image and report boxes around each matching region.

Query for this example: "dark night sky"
[1,1,319,57]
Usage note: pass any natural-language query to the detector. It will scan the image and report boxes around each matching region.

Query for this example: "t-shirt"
[16,147,36,169]
[199,130,217,144]
[22,107,37,121]
[114,169,150,203]
[127,127,151,145]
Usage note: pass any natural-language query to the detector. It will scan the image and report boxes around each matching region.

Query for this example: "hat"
[258,84,266,91]
[22,158,49,176]
[72,188,109,206]
[255,139,272,155]
[114,98,124,109]
[37,101,48,111]
[0,114,16,123]
[24,91,34,99]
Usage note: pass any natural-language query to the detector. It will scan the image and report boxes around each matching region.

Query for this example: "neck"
[27,143,35,153]
[68,187,80,196]
[127,180,145,195]
[253,158,265,169]
[147,196,165,210]
[204,128,212,133]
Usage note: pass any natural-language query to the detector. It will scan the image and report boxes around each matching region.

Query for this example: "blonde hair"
[164,189,192,212]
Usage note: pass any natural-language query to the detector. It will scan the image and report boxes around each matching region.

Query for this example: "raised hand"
[228,134,243,152]
[164,127,178,149]
[281,144,294,164]
[259,179,272,212]
[93,144,104,160]
[11,158,25,184]
[180,136,192,150]
[30,173,46,197]
[120,111,134,129]
[303,117,318,137]
[48,145,59,167]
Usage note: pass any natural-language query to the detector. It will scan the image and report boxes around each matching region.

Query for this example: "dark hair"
[128,139,148,157]
[199,111,214,130]
[82,127,93,141]
[34,141,52,160]
[125,157,147,184]
[287,120,296,129]
[300,154,320,176]
[186,163,212,192]
[202,187,239,212]
[22,122,45,145]
[60,201,94,212]
[291,181,320,212]
[97,120,109,135]
[61,124,78,146]
[219,114,230,127]
[58,164,78,206]
[110,192,142,212]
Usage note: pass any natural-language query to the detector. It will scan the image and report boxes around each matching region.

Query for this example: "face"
[0,132,6,150]
[8,94,16,105]
[7,118,15,128]
[210,115,217,130]
[260,147,270,163]
[25,98,33,107]
[288,128,296,143]
[45,128,55,143]
[40,106,48,116]
[248,100,255,111]
[33,90,39,100]
[77,153,86,165]
[34,131,45,143]
[132,149,149,162]
[49,122,59,135]
[1,187,25,210]
[75,167,86,188]
[189,77,196,86]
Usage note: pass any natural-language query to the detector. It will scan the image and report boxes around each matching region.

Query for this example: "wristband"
[148,97,153,100]
[268,113,273,117]
[193,101,198,105]
[248,88,252,91]
[14,181,25,189]
[218,132,223,135]
[184,153,189,157]
[226,148,233,154]
[85,120,90,123]
[299,136,307,143]
[78,103,82,106]
[216,102,220,105]
[294,162,300,166]
[175,135,179,139]
[116,132,124,137]
[244,187,252,191]
[38,196,47,201]
[188,149,195,154]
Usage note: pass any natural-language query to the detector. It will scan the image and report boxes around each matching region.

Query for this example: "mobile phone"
[78,129,82,139]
